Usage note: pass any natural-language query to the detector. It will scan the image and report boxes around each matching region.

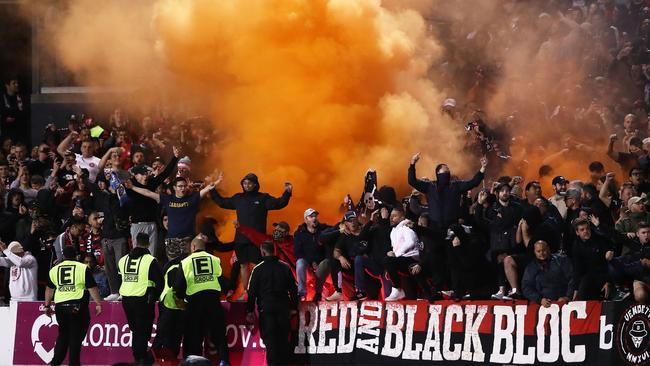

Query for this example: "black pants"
[383,256,418,289]
[122,296,155,363]
[51,303,90,366]
[185,291,229,362]
[577,272,609,300]
[260,309,291,366]
[152,304,185,357]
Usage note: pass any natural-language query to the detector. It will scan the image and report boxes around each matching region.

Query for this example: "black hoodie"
[408,164,484,230]
[210,173,292,244]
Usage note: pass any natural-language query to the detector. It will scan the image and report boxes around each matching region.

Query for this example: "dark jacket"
[364,218,392,265]
[475,200,521,258]
[522,254,575,303]
[210,173,291,243]
[119,247,164,301]
[246,255,298,314]
[334,222,373,261]
[294,223,331,264]
[126,156,178,223]
[408,164,484,229]
[86,176,129,239]
[572,234,615,285]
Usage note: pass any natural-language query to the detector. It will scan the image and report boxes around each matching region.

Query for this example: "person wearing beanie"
[176,156,192,179]
[0,240,37,301]
[210,171,292,301]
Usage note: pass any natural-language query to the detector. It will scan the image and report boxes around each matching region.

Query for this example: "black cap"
[62,246,77,260]
[131,165,149,176]
[273,221,290,231]
[343,210,357,221]
[552,176,567,186]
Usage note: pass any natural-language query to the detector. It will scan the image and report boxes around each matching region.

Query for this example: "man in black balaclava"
[408,152,487,231]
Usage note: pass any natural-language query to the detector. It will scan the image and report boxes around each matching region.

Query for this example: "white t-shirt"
[0,250,38,301]
[76,153,101,182]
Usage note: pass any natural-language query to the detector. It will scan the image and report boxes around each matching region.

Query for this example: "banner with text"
[9,300,650,365]
[12,301,266,365]
[295,300,646,366]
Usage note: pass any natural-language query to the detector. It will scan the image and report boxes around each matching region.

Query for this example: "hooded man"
[408,152,487,231]
[210,171,292,300]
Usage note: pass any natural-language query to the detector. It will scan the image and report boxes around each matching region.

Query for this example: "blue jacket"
[522,254,575,303]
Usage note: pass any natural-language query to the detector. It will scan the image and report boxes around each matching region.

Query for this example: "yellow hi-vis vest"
[159,263,184,310]
[181,251,222,296]
[49,260,87,303]
[118,253,156,297]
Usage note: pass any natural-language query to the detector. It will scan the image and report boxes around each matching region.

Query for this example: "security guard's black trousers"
[51,304,90,366]
[122,296,156,363]
[185,291,229,362]
[260,309,291,366]
[152,303,185,357]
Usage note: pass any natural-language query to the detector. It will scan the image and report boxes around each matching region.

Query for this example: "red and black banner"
[294,300,643,365]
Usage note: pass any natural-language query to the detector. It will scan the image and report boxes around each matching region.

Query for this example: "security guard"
[174,235,230,366]
[246,241,299,366]
[152,245,188,360]
[118,233,163,364]
[45,246,103,366]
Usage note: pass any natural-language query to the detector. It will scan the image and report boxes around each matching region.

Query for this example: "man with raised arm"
[408,152,487,231]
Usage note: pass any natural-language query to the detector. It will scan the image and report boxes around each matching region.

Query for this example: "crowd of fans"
[4,0,650,310]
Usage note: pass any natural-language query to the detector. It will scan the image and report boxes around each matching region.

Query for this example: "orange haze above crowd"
[26,0,616,237]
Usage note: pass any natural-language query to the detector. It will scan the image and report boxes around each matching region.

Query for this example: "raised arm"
[148,146,180,188]
[99,147,122,171]
[599,172,615,207]
[199,182,216,198]
[1,246,36,268]
[607,134,620,162]
[126,181,160,203]
[407,153,429,193]
[265,182,292,210]
[57,131,78,156]
[209,172,237,209]
[457,156,487,192]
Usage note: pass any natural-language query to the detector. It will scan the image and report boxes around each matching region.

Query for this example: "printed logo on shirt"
[192,257,214,283]
[616,303,650,365]
[123,258,141,282]
[57,265,76,292]
[169,201,189,208]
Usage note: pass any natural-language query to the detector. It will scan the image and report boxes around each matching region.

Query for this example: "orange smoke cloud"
[34,0,471,235]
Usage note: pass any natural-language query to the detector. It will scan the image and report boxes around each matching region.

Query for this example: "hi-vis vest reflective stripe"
[118,254,156,297]
[49,260,87,303]
[160,263,183,310]
[181,251,222,296]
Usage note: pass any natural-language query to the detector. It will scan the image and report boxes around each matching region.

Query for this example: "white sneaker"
[104,293,120,301]
[385,288,405,301]
[491,290,505,300]
[440,290,455,298]
[325,291,342,301]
